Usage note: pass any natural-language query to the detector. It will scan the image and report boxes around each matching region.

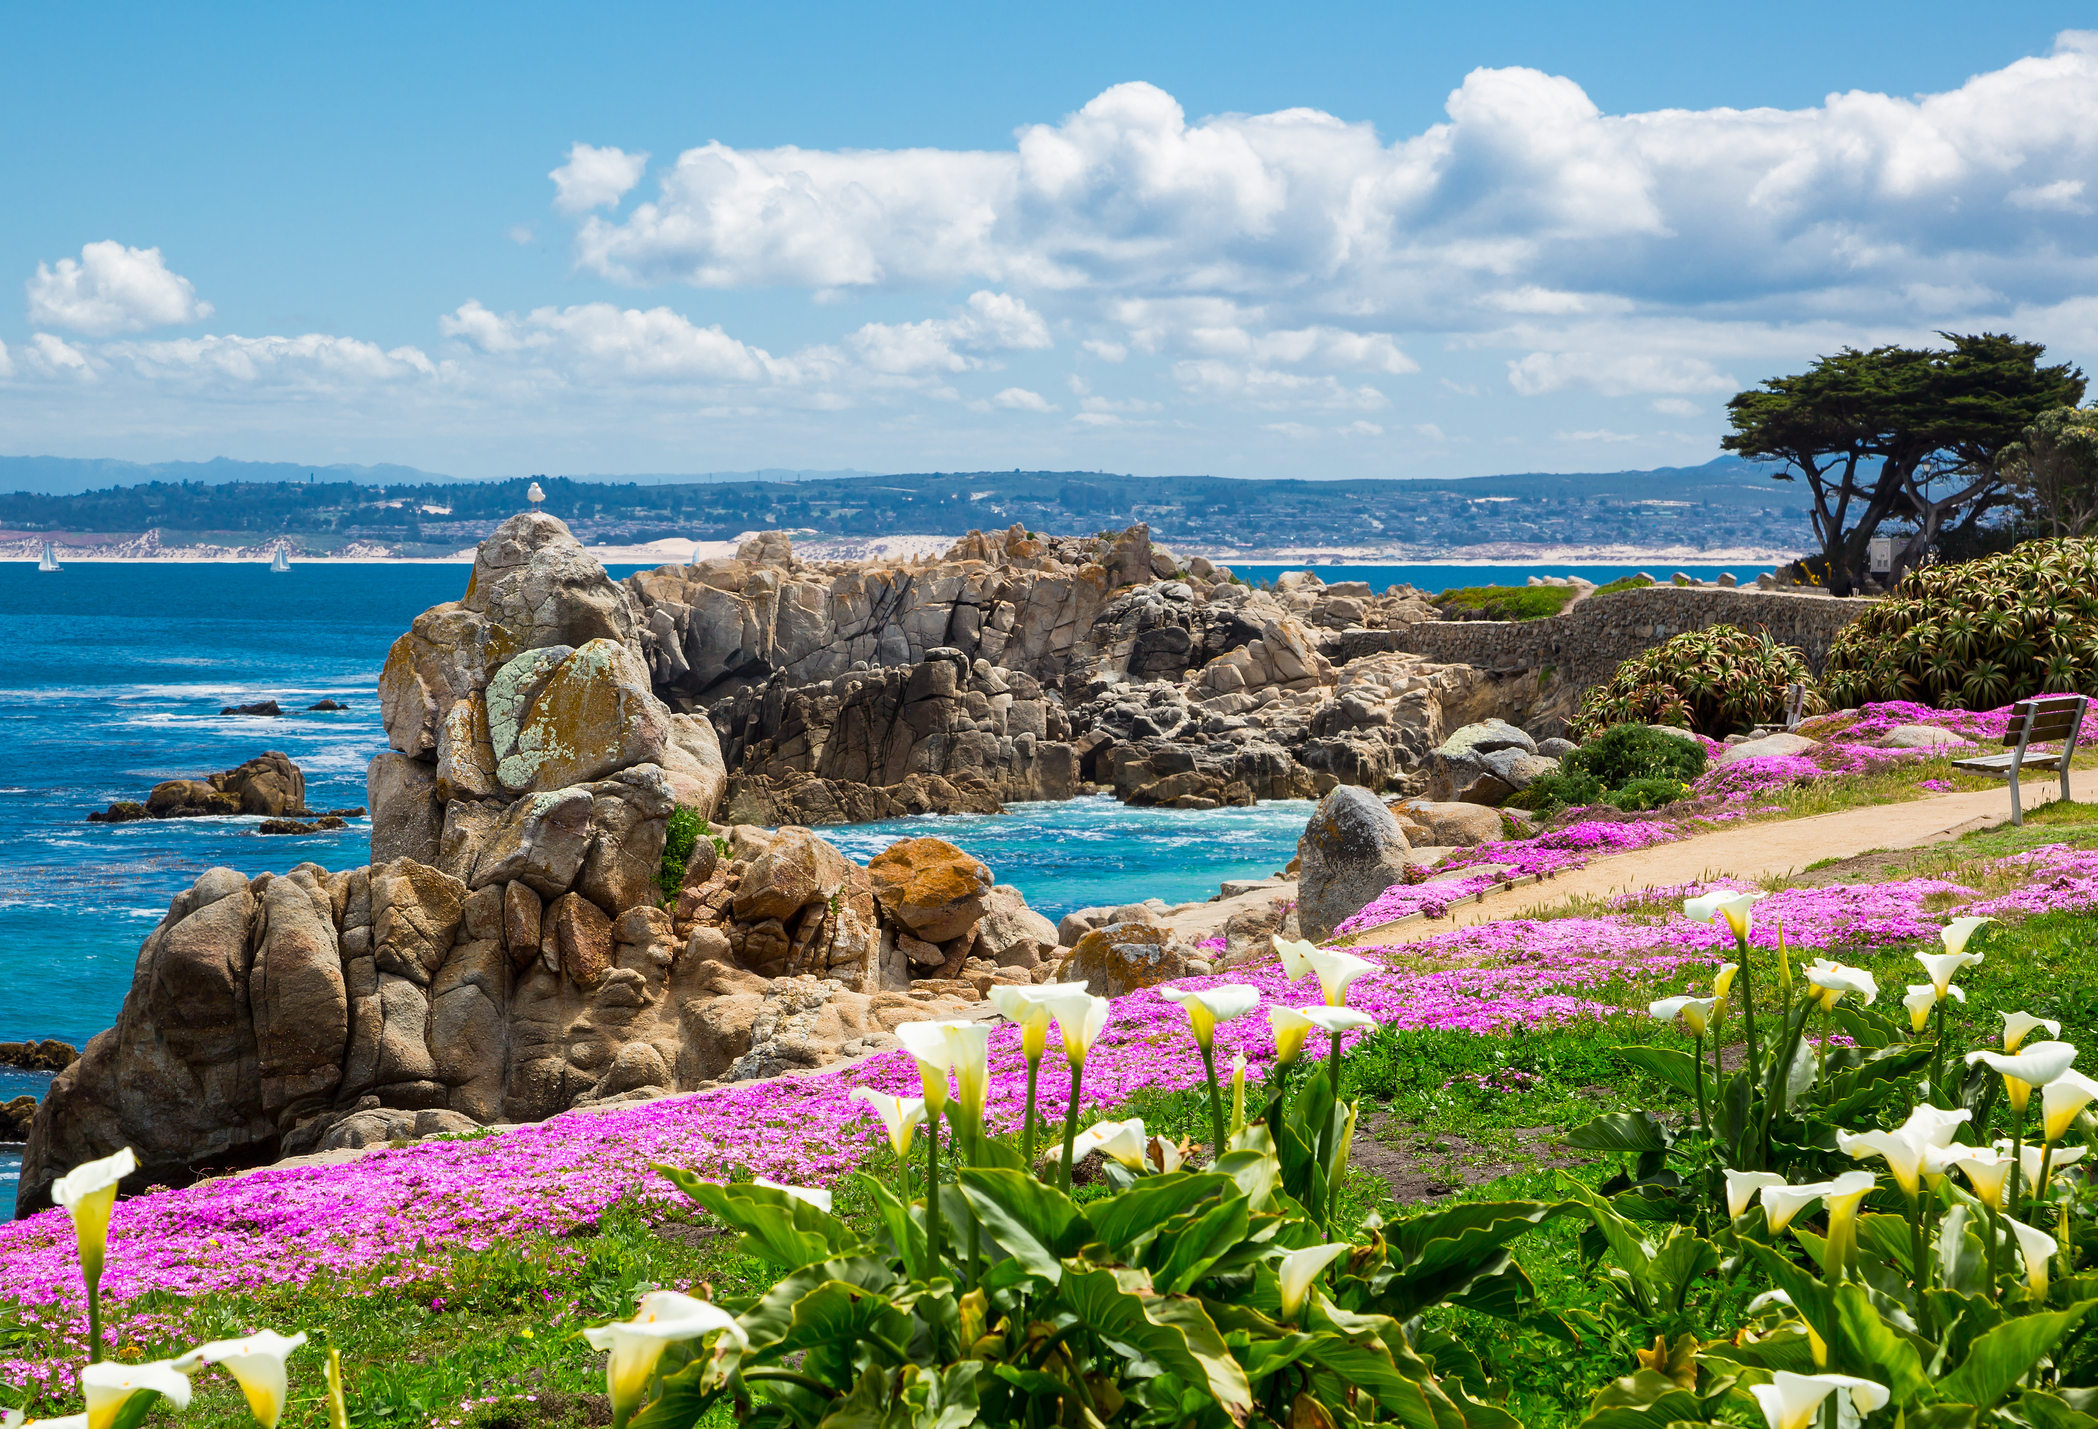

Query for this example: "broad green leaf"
[1908,1406,1979,1429]
[1578,1391,1704,1429]
[1741,1241,1837,1349]
[812,1365,891,1429]
[1565,1111,1672,1154]
[956,1168,1089,1281]
[629,1359,725,1429]
[1085,1172,1234,1254]
[1212,1146,1282,1211]
[656,1167,865,1268]
[1444,1258,1540,1322]
[1613,1045,1706,1097]
[107,1391,171,1429]
[1234,1330,1319,1383]
[1938,1304,2092,1410]
[738,1256,899,1353]
[775,1279,914,1373]
[1856,1212,1914,1277]
[853,1172,926,1274]
[1056,1268,1252,1423]
[1937,1206,1992,1299]
[1830,1282,1930,1405]
[1152,1190,1252,1294]
[1646,1226,1720,1314]
[1560,1179,1656,1286]
[2019,1391,2098,1429]
[1387,1200,1563,1277]
[908,1361,982,1429]
[1300,1330,1445,1423]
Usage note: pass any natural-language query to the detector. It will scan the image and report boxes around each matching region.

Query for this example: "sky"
[3,1,2096,482]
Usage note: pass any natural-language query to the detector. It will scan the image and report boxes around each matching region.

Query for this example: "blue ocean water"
[1233,563,1748,594]
[0,562,1319,1063]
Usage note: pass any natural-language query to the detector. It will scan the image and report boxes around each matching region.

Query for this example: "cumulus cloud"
[992,386,1057,411]
[847,290,1051,375]
[1505,350,1736,397]
[551,143,650,214]
[26,242,213,335]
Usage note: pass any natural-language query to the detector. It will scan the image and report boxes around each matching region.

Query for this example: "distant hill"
[0,455,1812,558]
[0,456,898,496]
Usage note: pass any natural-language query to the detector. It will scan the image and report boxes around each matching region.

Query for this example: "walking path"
[1352,768,2096,947]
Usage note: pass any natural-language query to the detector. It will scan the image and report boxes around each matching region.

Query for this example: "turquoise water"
[0,563,1314,1060]
[1233,563,1748,594]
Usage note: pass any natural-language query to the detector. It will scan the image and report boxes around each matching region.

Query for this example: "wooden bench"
[1951,693,2090,826]
[1751,681,1810,738]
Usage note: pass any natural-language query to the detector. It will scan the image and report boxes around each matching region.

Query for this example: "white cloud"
[847,290,1051,375]
[1262,422,1322,440]
[2009,178,2090,213]
[1556,428,1642,443]
[992,386,1057,411]
[1081,338,1128,362]
[1337,421,1384,436]
[1173,359,1388,410]
[26,242,213,335]
[1650,397,1700,416]
[1079,393,1163,415]
[508,224,537,245]
[1506,350,1736,397]
[1413,422,1446,440]
[551,143,650,214]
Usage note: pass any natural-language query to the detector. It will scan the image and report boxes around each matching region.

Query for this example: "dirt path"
[1352,767,2098,946]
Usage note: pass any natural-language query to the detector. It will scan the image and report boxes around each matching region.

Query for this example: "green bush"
[1433,584,1578,621]
[1568,722,1707,788]
[1511,769,1606,813]
[656,806,706,904]
[1822,536,2098,708]
[1570,625,1824,738]
[1587,574,1655,598]
[1600,776,1687,812]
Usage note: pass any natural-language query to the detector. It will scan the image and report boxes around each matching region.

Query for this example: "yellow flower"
[1269,1006,1317,1067]
[1967,1040,2079,1113]
[1159,983,1261,1051]
[2043,1068,2098,1142]
[849,1087,927,1161]
[989,982,1087,1064]
[1684,889,1768,941]
[1046,991,1112,1065]
[1711,962,1740,1002]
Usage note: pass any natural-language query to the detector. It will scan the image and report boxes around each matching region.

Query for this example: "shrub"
[1587,573,1655,597]
[1570,625,1825,738]
[1600,776,1687,812]
[1821,536,2098,708]
[1568,722,1708,788]
[656,806,706,904]
[1511,769,1606,813]
[1433,584,1577,621]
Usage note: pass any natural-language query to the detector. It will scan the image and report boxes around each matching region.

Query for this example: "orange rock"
[866,836,992,942]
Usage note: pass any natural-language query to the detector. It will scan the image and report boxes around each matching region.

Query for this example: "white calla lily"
[753,1177,833,1213]
[1651,996,1719,1036]
[6,1416,86,1429]
[172,1331,307,1429]
[1712,962,1740,1001]
[1903,982,1963,1032]
[1272,935,1318,984]
[2015,1140,2087,1184]
[1759,1180,1832,1234]
[1802,958,1878,1010]
[895,1021,958,1113]
[1684,889,1768,941]
[1276,943,1379,1006]
[2008,1217,2059,1295]
[1270,1006,1317,1065]
[1967,1040,2080,1111]
[52,1147,138,1288]
[583,1291,747,1429]
[1901,1102,1974,1147]
[1725,1170,1788,1220]
[1940,916,1995,957]
[990,982,1086,1063]
[1159,983,1261,1050]
[1837,1128,1929,1199]
[1047,991,1112,1065]
[81,1362,193,1429]
[1915,946,1983,997]
[1955,1147,2015,1208]
[2042,1068,2098,1141]
[1046,1118,1150,1169]
[1298,1005,1377,1036]
[1749,1372,1889,1429]
[1276,1242,1351,1322]
[849,1086,927,1161]
[2003,1011,2063,1052]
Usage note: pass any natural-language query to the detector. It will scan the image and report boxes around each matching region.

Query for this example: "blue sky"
[3,1,2095,480]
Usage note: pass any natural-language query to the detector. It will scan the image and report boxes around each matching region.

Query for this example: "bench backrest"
[2004,694,2090,748]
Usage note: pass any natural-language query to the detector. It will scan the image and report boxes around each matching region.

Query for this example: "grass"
[1586,575,1656,598]
[1434,584,1579,621]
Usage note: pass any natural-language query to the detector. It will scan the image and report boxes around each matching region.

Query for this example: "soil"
[1350,1111,1593,1204]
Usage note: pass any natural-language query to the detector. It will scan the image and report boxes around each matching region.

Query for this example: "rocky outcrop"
[1425,720,1568,805]
[88,752,310,822]
[1295,786,1414,942]
[710,649,1079,823]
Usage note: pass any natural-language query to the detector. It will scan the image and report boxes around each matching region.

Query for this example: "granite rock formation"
[88,752,310,822]
[1294,785,1415,942]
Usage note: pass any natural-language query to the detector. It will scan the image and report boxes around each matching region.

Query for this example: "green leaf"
[1300,1330,1447,1424]
[1740,1241,1837,1350]
[1856,1212,1914,1277]
[1387,1201,1563,1278]
[1055,1267,1253,1423]
[1565,1111,1672,1154]
[1083,1172,1234,1254]
[906,1361,982,1429]
[956,1168,1089,1282]
[1613,1045,1705,1097]
[2019,1391,2098,1429]
[853,1172,926,1274]
[774,1280,914,1374]
[656,1167,865,1269]
[1829,1282,1930,1405]
[1937,1206,1991,1298]
[812,1366,893,1429]
[1151,1190,1252,1294]
[1938,1303,2092,1410]
[108,1390,170,1429]
[738,1256,900,1353]
[628,1359,725,1429]
[1646,1226,1720,1315]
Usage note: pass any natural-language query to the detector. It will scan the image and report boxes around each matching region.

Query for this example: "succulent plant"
[1822,537,2098,708]
[1571,624,1825,738]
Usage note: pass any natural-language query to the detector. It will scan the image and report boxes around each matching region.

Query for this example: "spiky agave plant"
[1571,626,1825,738]
[1822,537,2098,709]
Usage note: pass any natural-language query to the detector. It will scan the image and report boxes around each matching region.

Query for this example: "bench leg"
[2012,776,2023,827]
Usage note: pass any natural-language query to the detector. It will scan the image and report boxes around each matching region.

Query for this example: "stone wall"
[1329,586,1873,692]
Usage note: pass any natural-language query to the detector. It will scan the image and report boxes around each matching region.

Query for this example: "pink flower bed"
[9,844,2095,1386]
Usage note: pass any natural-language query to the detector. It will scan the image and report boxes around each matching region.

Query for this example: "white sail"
[38,541,61,572]
[271,544,292,572]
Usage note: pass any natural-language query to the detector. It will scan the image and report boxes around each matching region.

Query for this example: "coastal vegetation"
[1511,725,1709,816]
[1432,585,1579,621]
[1570,628,1825,739]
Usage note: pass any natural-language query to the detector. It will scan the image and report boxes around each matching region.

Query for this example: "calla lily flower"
[1725,1170,1787,1220]
[1145,1134,1188,1175]
[1802,959,1877,1010]
[2003,1011,2062,1052]
[1159,983,1261,1050]
[1941,915,1995,957]
[1712,963,1740,1001]
[1915,947,1983,997]
[849,1086,927,1161]
[990,982,1087,1063]
[1967,1040,2079,1111]
[1229,1051,1247,1136]
[1270,1006,1316,1066]
[1955,1147,2015,1208]
[1047,991,1112,1065]
[895,1020,959,1113]
[1275,1242,1351,1322]
[1902,1102,1974,1146]
[1903,982,1963,1032]
[81,1362,193,1429]
[3,1416,86,1429]
[2013,1140,2087,1185]
[52,1147,138,1289]
[583,1291,747,1429]
[1749,1372,1889,1429]
[1651,996,1719,1036]
[172,1331,307,1429]
[2008,1217,2059,1295]
[1298,1005,1377,1036]
[1046,1118,1151,1170]
[1684,889,1768,940]
[1273,939,1379,1006]
[1819,1169,1877,1262]
[1837,1128,1930,1199]
[1760,1180,1833,1234]
[753,1178,833,1213]
[2043,1068,2098,1142]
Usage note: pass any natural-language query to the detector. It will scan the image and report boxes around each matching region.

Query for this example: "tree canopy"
[1722,332,2084,594]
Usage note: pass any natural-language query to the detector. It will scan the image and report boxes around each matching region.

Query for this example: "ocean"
[1232,562,1749,593]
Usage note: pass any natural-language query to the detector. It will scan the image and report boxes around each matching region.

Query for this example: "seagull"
[526,481,545,510]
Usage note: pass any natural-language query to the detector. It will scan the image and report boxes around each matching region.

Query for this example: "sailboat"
[38,541,62,573]
[270,543,292,573]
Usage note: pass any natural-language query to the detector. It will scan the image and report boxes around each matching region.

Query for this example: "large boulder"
[867,838,993,942]
[1715,732,1822,765]
[1392,799,1505,848]
[1058,920,1189,997]
[734,827,859,923]
[1296,786,1412,942]
[211,752,306,815]
[491,640,671,795]
[1879,724,1967,751]
[367,752,442,864]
